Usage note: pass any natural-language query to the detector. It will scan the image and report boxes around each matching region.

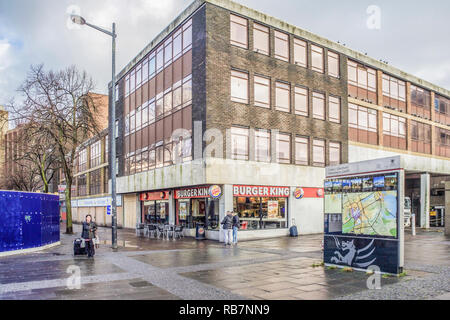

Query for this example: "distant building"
[59,93,112,225]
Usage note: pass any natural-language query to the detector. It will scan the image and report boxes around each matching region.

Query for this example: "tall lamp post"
[71,15,118,250]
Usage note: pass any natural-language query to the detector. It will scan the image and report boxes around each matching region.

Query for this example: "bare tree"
[13,64,101,234]
[12,121,59,193]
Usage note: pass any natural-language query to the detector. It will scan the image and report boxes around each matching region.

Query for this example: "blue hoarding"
[0,191,60,253]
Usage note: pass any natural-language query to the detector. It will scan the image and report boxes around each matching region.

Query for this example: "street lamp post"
[71,15,118,250]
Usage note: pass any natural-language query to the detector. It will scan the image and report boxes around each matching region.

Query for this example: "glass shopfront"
[175,186,221,230]
[140,191,170,224]
[233,185,289,230]
[143,200,169,224]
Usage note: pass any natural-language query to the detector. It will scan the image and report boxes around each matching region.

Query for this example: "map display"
[342,191,397,237]
[324,194,342,214]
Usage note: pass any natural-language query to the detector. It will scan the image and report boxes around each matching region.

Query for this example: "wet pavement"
[0,223,449,300]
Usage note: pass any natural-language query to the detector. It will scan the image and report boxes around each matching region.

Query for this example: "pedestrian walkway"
[0,224,448,300]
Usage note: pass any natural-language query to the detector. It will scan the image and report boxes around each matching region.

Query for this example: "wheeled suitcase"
[289,219,298,237]
[73,238,87,255]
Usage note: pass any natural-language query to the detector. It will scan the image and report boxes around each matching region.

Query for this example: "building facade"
[110,0,450,240]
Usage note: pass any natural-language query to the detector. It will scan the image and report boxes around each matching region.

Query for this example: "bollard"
[411,214,416,236]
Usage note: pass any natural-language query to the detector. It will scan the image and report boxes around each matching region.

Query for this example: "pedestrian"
[220,211,233,246]
[81,214,97,258]
[232,211,240,245]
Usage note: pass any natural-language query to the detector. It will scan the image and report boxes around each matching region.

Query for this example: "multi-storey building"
[109,0,450,240]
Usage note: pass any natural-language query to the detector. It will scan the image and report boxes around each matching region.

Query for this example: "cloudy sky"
[0,0,449,107]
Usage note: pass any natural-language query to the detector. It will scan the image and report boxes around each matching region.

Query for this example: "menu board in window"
[267,200,278,219]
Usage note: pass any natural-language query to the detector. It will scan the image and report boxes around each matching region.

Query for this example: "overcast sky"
[1,0,449,107]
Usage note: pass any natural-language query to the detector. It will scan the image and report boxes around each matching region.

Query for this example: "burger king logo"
[317,188,324,197]
[293,187,304,199]
[209,185,222,199]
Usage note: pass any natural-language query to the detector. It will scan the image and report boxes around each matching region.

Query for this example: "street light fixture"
[71,14,118,250]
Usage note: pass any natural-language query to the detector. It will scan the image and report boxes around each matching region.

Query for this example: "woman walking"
[81,214,97,258]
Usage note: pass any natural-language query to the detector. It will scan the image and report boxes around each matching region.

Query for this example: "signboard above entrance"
[233,185,290,197]
[174,186,220,199]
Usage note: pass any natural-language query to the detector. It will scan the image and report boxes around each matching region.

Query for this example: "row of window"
[125,74,192,136]
[76,135,108,174]
[230,14,340,77]
[230,70,341,122]
[230,126,341,167]
[124,137,192,176]
[123,19,192,98]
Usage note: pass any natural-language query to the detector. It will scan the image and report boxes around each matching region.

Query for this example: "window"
[173,29,182,60]
[382,74,406,111]
[231,70,248,104]
[311,45,324,73]
[89,169,101,195]
[329,142,341,166]
[78,148,87,172]
[434,95,450,126]
[149,53,156,78]
[253,23,269,55]
[230,14,248,49]
[182,20,192,53]
[435,127,450,158]
[156,46,164,72]
[77,174,87,197]
[164,38,172,66]
[328,51,339,78]
[274,30,289,62]
[230,127,249,160]
[255,129,270,162]
[164,90,172,115]
[90,140,101,168]
[411,120,431,154]
[142,58,148,82]
[182,75,192,106]
[275,81,290,112]
[294,86,308,116]
[276,133,290,164]
[347,60,377,103]
[254,75,270,108]
[293,38,307,67]
[312,92,325,120]
[328,96,341,123]
[312,139,325,167]
[410,85,431,119]
[348,103,378,145]
[295,136,309,165]
[383,113,407,150]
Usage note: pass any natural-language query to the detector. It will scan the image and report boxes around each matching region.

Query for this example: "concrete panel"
[205,158,325,187]
[290,196,324,235]
[123,194,137,229]
[348,144,450,175]
[445,182,450,236]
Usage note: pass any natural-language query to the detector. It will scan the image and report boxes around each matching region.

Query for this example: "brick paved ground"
[0,224,448,300]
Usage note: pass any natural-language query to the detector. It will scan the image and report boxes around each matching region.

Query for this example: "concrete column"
[420,173,430,229]
[406,82,411,115]
[445,181,450,236]
[249,128,255,161]
[219,184,233,242]
[168,191,175,225]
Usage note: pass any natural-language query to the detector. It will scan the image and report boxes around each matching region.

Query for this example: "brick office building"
[110,0,450,240]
